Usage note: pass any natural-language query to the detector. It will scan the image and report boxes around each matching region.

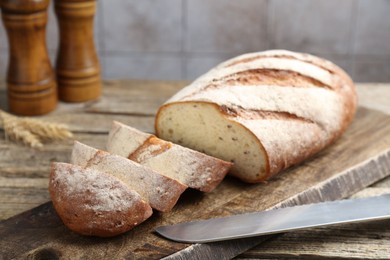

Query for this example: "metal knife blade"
[155,194,390,243]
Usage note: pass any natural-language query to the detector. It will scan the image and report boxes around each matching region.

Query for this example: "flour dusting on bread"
[155,50,357,182]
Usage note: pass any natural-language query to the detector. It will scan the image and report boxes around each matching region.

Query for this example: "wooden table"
[1,80,390,259]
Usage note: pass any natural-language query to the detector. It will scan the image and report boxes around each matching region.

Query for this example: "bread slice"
[49,162,152,237]
[107,121,232,192]
[155,50,357,183]
[70,141,187,212]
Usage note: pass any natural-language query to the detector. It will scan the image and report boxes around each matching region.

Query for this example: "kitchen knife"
[156,194,390,243]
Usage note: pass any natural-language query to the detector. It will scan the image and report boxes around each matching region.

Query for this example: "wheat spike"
[0,109,73,148]
[21,118,73,141]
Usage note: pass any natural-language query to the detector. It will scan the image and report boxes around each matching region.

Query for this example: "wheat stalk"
[0,109,73,148]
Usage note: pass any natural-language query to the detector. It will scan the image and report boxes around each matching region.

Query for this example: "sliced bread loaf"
[71,141,187,212]
[155,50,357,183]
[107,121,232,192]
[49,162,152,237]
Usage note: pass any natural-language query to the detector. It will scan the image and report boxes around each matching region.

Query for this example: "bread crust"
[155,50,357,182]
[49,162,152,237]
[71,141,187,212]
[155,101,271,182]
[107,121,232,192]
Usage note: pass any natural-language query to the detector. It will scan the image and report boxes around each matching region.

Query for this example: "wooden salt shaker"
[55,0,101,102]
[1,0,57,115]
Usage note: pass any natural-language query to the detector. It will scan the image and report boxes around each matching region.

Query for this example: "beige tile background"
[0,0,389,82]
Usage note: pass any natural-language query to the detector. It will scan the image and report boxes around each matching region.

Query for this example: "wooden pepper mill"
[55,0,101,102]
[1,0,57,115]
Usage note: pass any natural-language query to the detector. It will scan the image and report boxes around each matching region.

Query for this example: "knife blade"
[155,194,390,243]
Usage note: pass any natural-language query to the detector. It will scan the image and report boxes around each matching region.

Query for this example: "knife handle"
[55,0,101,102]
[1,0,57,115]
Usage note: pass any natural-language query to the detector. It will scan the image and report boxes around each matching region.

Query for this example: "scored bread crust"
[49,162,152,237]
[70,141,187,212]
[107,121,233,192]
[155,50,357,183]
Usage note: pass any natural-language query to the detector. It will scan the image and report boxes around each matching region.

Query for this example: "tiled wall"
[0,0,389,82]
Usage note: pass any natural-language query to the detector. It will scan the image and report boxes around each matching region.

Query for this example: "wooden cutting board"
[1,107,390,259]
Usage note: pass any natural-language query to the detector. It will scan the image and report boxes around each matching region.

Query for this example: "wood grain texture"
[238,220,390,259]
[0,80,172,220]
[164,150,390,260]
[1,107,390,259]
[55,0,101,102]
[1,0,57,115]
[1,81,390,259]
[84,80,187,116]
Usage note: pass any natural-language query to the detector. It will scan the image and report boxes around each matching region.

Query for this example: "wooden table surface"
[1,80,390,259]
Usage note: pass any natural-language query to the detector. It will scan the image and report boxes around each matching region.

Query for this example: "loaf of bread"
[107,121,233,192]
[49,162,152,237]
[70,141,187,212]
[155,50,357,183]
